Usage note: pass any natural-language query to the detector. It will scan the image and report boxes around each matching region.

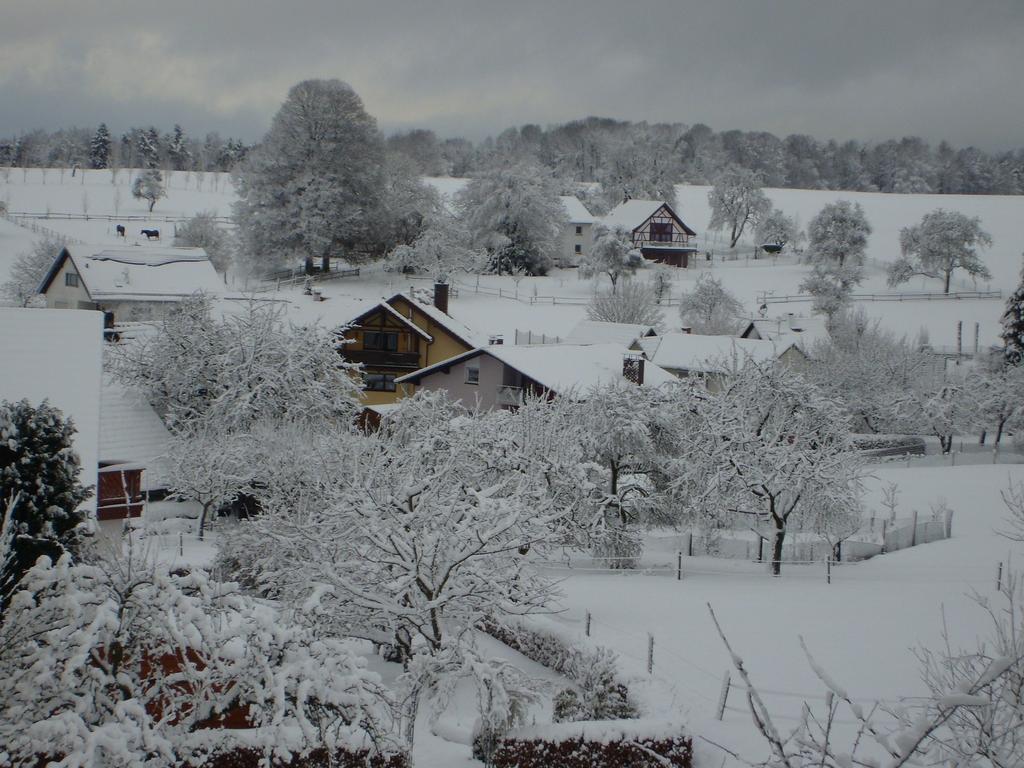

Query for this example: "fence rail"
[757,289,1002,305]
[5,211,233,224]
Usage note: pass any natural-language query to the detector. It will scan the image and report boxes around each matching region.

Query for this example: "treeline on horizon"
[2,116,1022,197]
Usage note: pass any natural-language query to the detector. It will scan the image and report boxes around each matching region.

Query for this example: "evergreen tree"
[137,126,160,169]
[167,124,190,171]
[0,399,90,604]
[1001,258,1024,364]
[89,124,110,169]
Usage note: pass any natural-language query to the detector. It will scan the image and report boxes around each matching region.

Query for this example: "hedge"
[492,721,692,768]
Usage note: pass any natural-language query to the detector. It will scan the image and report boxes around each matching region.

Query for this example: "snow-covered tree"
[167,123,191,171]
[131,168,166,212]
[579,224,642,293]
[379,151,442,250]
[458,163,565,275]
[799,260,863,322]
[895,375,971,454]
[677,273,745,334]
[888,209,993,293]
[174,211,232,273]
[707,166,771,248]
[384,210,484,283]
[0,232,67,307]
[754,207,801,250]
[1001,259,1024,363]
[108,296,362,433]
[671,361,864,576]
[967,354,1024,446]
[233,79,386,275]
[137,126,161,169]
[88,123,110,169]
[0,550,401,767]
[586,280,663,326]
[804,200,871,269]
[0,399,90,608]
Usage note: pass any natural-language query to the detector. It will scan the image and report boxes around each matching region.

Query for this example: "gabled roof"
[740,315,831,353]
[601,199,697,237]
[39,245,223,301]
[635,333,797,374]
[0,308,104,513]
[385,292,482,348]
[344,301,434,342]
[396,342,677,396]
[563,320,658,348]
[559,196,596,224]
[99,380,173,491]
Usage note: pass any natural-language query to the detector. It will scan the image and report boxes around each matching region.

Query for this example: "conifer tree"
[0,399,90,604]
[1001,258,1024,364]
[89,123,110,169]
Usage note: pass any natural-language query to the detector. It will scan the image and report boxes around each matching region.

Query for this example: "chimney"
[433,282,449,314]
[622,354,644,386]
[488,334,504,345]
[680,326,692,334]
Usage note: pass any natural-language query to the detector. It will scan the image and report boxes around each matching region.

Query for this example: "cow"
[116,224,126,237]
[141,229,160,240]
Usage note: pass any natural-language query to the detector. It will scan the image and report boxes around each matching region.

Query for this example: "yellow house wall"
[45,258,94,309]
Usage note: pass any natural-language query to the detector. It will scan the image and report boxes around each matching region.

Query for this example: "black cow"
[116,224,126,237]
[141,228,160,240]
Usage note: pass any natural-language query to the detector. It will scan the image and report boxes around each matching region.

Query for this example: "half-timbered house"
[601,199,698,267]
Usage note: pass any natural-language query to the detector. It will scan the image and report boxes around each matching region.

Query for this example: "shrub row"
[189,747,410,768]
[853,434,927,456]
[492,721,692,768]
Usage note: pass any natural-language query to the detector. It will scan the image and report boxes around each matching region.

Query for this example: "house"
[740,314,831,355]
[37,245,223,325]
[563,320,658,348]
[395,342,678,410]
[558,195,596,267]
[600,199,698,268]
[339,284,481,405]
[632,332,805,391]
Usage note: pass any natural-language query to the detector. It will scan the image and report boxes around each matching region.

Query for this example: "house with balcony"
[395,342,677,410]
[339,284,481,406]
[600,199,698,267]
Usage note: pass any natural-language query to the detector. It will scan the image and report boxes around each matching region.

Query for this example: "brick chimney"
[433,282,449,314]
[622,354,644,386]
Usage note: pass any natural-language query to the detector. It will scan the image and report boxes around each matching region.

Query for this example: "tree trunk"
[770,524,785,577]
[944,270,951,294]
[148,199,155,212]
[979,429,987,446]
[198,501,212,541]
[995,418,1007,446]
[940,434,953,454]
[321,254,330,273]
[304,256,314,276]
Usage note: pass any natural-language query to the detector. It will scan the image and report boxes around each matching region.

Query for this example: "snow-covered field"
[3,168,1021,348]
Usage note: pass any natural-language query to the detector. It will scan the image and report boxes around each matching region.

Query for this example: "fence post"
[687,531,693,557]
[178,531,183,557]
[881,519,888,553]
[585,611,591,637]
[715,672,731,721]
[945,508,954,539]
[647,633,654,675]
[911,510,919,547]
[996,562,1003,592]
[677,551,683,581]
[826,557,831,585]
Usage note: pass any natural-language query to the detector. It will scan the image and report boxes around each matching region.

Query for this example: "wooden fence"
[757,289,1002,305]
[6,211,233,224]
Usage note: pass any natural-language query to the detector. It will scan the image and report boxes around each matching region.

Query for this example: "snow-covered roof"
[41,245,223,302]
[344,301,434,341]
[563,320,657,348]
[99,380,172,491]
[398,342,677,395]
[0,308,104,513]
[559,195,596,224]
[635,333,794,373]
[741,315,831,353]
[388,292,483,348]
[600,199,697,237]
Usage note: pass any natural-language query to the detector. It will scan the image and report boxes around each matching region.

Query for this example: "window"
[364,331,399,351]
[650,222,672,242]
[465,364,480,385]
[363,373,396,392]
[574,244,582,254]
[65,272,79,288]
[575,225,583,235]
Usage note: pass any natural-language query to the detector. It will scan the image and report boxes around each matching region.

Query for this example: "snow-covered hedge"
[184,744,409,768]
[852,434,927,456]
[492,720,692,768]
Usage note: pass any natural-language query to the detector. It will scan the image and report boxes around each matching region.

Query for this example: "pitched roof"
[397,342,677,396]
[601,199,697,237]
[563,320,658,348]
[99,380,173,491]
[559,195,596,224]
[344,301,434,341]
[386,292,482,348]
[0,308,104,513]
[39,245,224,301]
[635,333,794,373]
[740,315,831,353]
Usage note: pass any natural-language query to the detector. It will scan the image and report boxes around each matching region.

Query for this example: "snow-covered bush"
[492,721,692,768]
[0,232,67,307]
[586,280,663,326]
[579,224,642,293]
[677,273,744,335]
[174,211,233,273]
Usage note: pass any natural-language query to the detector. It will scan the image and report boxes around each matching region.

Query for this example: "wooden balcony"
[342,349,421,369]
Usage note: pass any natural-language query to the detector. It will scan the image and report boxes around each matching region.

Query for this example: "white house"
[395,342,677,409]
[740,314,831,355]
[601,199,698,268]
[38,245,223,324]
[557,195,596,267]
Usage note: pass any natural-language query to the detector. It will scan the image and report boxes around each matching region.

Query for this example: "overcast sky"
[2,0,1021,149]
